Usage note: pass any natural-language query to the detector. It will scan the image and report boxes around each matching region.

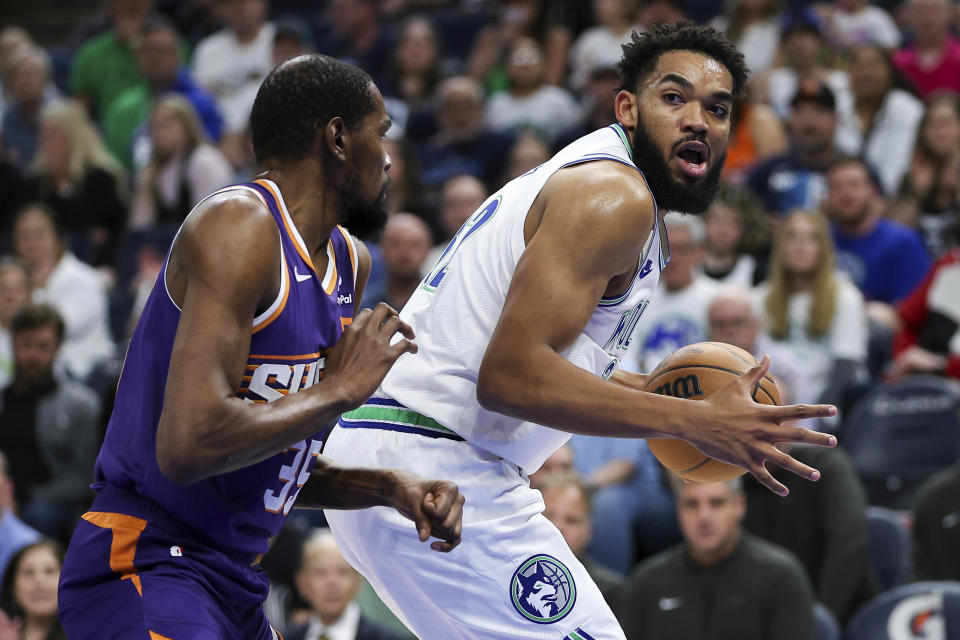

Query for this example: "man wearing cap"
[746,80,845,216]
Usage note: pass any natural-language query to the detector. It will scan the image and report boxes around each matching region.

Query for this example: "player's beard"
[340,177,391,239]
[631,117,725,214]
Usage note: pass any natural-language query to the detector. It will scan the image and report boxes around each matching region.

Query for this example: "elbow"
[155,417,204,485]
[476,358,521,415]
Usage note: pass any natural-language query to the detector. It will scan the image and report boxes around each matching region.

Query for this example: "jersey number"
[421,195,502,292]
[264,438,322,515]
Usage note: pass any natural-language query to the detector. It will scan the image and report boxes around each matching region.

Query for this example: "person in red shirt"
[892,0,960,99]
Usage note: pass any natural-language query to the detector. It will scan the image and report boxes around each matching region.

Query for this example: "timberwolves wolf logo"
[510,555,576,624]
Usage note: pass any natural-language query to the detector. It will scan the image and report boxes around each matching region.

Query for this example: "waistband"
[338,397,465,442]
[91,484,264,566]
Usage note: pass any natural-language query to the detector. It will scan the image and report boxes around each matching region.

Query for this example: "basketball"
[643,341,781,482]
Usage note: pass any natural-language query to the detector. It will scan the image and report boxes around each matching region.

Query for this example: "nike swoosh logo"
[294,267,311,283]
[659,597,682,611]
[638,259,653,280]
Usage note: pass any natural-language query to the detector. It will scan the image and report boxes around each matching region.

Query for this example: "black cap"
[790,79,836,111]
[273,16,316,51]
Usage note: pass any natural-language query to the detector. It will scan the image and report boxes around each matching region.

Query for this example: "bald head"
[440,175,487,237]
[381,213,432,280]
[910,0,952,44]
[296,529,361,624]
[707,286,759,353]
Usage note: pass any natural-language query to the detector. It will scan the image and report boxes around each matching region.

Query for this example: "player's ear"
[615,90,639,131]
[324,116,348,161]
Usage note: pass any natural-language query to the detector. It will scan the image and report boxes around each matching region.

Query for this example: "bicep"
[352,238,373,315]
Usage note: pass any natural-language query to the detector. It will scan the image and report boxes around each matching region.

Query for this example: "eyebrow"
[658,73,733,102]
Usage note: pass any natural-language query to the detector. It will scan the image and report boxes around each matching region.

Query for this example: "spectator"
[484,37,581,144]
[553,56,621,152]
[361,213,432,310]
[710,0,783,74]
[893,0,960,100]
[569,0,641,91]
[286,529,408,640]
[747,81,843,216]
[467,0,572,91]
[0,451,41,581]
[0,305,99,541]
[70,0,154,121]
[566,434,678,574]
[103,16,224,170]
[754,210,867,405]
[319,0,395,89]
[1,46,56,170]
[743,445,878,624]
[529,443,575,487]
[619,479,814,640]
[22,99,128,268]
[0,259,30,389]
[819,0,901,50]
[722,98,788,182]
[501,129,551,184]
[129,95,232,229]
[824,155,930,304]
[539,473,624,609]
[701,185,768,287]
[380,137,426,219]
[889,246,960,381]
[707,285,814,406]
[625,213,718,373]
[192,0,274,166]
[835,45,924,195]
[762,15,851,120]
[423,173,486,272]
[272,16,317,67]
[415,76,515,191]
[382,15,443,110]
[0,28,34,117]
[892,94,960,257]
[11,204,115,380]
[0,540,65,640]
[911,462,960,581]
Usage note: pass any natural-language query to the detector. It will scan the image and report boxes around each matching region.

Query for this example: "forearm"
[295,457,397,510]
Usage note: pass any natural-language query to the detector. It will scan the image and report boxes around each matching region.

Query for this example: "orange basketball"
[643,341,781,482]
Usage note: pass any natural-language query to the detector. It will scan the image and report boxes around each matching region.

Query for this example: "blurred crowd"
[1,0,960,637]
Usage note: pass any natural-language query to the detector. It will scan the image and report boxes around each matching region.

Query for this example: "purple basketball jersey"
[93,179,358,555]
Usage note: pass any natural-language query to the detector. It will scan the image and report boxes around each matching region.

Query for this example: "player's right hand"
[325,302,418,409]
[685,355,839,497]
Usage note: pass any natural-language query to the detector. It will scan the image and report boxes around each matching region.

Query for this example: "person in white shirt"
[820,0,902,49]
[0,259,31,389]
[710,0,783,74]
[701,184,767,288]
[286,530,410,640]
[569,0,643,91]
[625,212,719,373]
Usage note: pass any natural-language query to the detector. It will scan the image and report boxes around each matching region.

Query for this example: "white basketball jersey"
[379,124,670,472]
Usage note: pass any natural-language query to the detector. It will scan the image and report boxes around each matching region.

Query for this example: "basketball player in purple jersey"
[57,55,464,639]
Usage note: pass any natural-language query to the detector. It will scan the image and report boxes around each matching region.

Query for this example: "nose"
[680,103,708,135]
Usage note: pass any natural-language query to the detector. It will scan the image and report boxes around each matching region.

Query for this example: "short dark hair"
[11,303,65,342]
[0,540,65,619]
[12,202,65,240]
[618,22,750,100]
[826,154,883,192]
[250,54,377,165]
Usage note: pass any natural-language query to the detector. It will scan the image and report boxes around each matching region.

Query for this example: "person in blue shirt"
[823,155,930,304]
[0,451,41,580]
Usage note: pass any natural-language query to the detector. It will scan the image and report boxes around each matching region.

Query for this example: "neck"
[704,251,736,272]
[318,609,344,627]
[234,24,262,45]
[918,33,948,54]
[689,530,742,569]
[787,272,816,293]
[259,165,338,260]
[387,274,421,308]
[23,614,55,640]
[510,84,540,98]
[838,207,879,236]
[149,75,176,94]
[665,273,695,292]
[796,145,836,170]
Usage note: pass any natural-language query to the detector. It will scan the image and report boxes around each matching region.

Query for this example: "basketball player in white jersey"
[324,23,838,640]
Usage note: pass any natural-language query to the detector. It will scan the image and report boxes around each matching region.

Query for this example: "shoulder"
[915,465,960,508]
[628,544,685,585]
[834,275,865,305]
[544,160,655,226]
[356,615,409,640]
[74,32,114,61]
[741,535,806,577]
[193,30,230,59]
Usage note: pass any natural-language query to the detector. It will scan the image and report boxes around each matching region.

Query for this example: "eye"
[709,104,730,117]
[663,93,683,105]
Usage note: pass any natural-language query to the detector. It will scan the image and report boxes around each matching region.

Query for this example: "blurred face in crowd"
[585,68,620,121]
[781,213,821,277]
[825,161,875,229]
[273,34,311,67]
[13,324,60,387]
[138,26,180,87]
[531,445,574,488]
[437,78,484,135]
[13,545,61,621]
[224,0,267,39]
[380,214,432,280]
[783,28,821,69]
[0,265,30,327]
[618,51,733,214]
[911,0,951,46]
[849,46,892,103]
[38,116,70,174]
[13,207,62,270]
[661,223,702,291]
[708,293,758,352]
[7,50,47,105]
[150,105,189,160]
[506,37,545,93]
[110,0,152,40]
[541,483,592,558]
[593,0,633,27]
[703,201,743,256]
[296,536,361,624]
[789,102,836,156]
[396,17,438,76]
[506,132,550,182]
[440,175,487,238]
[677,481,744,566]
[330,0,377,40]
[921,99,960,160]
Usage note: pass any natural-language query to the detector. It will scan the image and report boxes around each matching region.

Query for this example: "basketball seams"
[645,364,778,404]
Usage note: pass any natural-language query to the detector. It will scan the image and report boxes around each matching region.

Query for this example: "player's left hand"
[388,470,465,552]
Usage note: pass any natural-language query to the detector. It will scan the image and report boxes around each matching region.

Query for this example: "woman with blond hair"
[129,95,231,229]
[23,98,127,267]
[754,210,868,406]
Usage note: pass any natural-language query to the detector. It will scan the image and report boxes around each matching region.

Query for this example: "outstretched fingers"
[748,460,790,497]
[772,402,838,423]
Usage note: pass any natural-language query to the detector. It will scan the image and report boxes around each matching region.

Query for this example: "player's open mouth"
[675,141,709,179]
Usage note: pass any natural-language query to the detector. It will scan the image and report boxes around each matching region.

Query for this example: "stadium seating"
[840,375,960,508]
[812,601,840,640]
[845,581,960,640]
[865,506,914,591]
